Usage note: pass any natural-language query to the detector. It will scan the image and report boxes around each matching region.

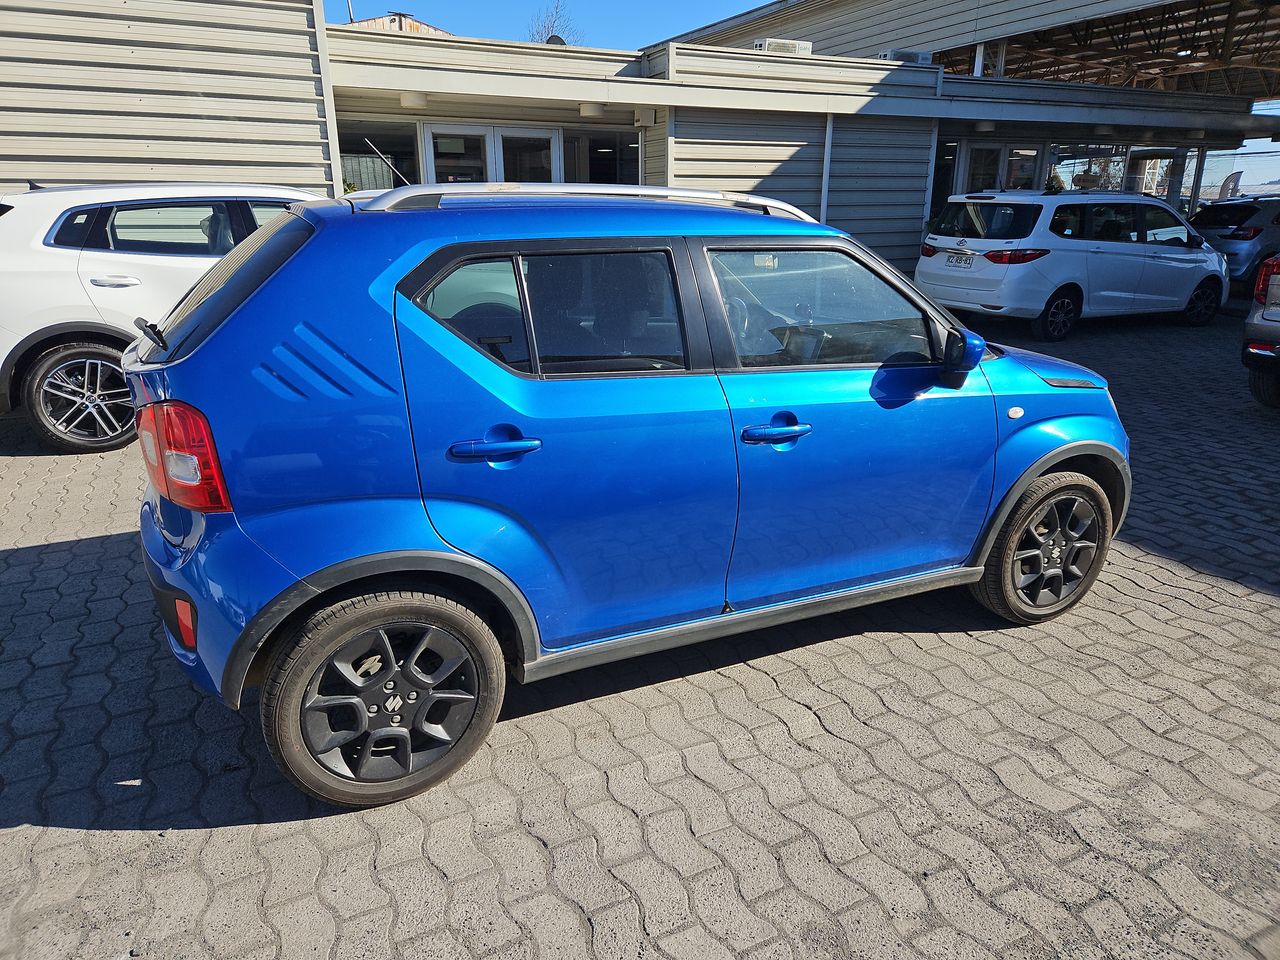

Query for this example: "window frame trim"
[689,235,949,374]
[396,236,715,380]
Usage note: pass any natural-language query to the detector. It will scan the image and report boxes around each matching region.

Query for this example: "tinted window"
[933,201,1042,240]
[1190,204,1258,228]
[1049,204,1086,239]
[708,249,932,367]
[523,252,687,373]
[419,259,531,372]
[1142,206,1190,245]
[52,208,96,248]
[146,214,313,362]
[248,201,291,228]
[107,202,236,256]
[1085,204,1139,243]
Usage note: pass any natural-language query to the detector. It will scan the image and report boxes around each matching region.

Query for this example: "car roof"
[303,194,845,240]
[0,182,320,208]
[945,191,1167,204]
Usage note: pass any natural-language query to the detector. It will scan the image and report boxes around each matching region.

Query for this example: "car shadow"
[0,411,68,457]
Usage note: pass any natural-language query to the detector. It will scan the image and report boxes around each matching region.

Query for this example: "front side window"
[418,259,531,372]
[708,249,933,368]
[248,201,291,229]
[933,202,1042,240]
[1085,204,1139,243]
[523,251,687,373]
[1142,206,1190,245]
[105,201,236,256]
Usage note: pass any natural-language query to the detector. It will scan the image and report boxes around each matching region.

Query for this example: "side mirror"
[944,327,986,375]
[1187,234,1205,248]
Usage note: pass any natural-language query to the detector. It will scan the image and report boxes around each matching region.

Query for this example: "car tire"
[1030,288,1080,342]
[1180,279,1220,327]
[260,588,505,807]
[970,471,1113,625]
[21,341,136,453]
[1249,369,1280,408]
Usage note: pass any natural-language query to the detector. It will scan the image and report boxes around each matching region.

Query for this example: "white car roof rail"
[358,182,817,222]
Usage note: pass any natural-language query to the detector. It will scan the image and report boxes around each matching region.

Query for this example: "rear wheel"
[1250,369,1280,408]
[1180,279,1220,327]
[260,588,505,807]
[970,472,1113,625]
[1030,288,1080,342]
[21,342,135,453]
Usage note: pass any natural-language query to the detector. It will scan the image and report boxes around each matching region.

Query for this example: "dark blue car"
[124,184,1131,806]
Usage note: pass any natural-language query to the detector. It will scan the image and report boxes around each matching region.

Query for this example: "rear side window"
[104,202,236,256]
[248,201,291,228]
[1190,204,1258,228]
[1085,203,1139,243]
[143,214,313,362]
[52,208,97,248]
[420,259,531,372]
[523,252,687,373]
[1049,204,1086,238]
[933,201,1042,240]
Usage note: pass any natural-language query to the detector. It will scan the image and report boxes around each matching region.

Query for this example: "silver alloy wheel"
[38,357,133,443]
[1045,297,1077,339]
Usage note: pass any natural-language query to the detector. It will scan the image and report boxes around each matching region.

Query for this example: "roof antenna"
[364,138,412,187]
[26,179,44,190]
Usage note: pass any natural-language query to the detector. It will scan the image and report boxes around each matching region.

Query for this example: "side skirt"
[519,566,984,683]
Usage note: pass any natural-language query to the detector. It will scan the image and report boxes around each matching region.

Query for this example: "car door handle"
[89,275,141,287]
[448,438,542,459]
[741,423,812,444]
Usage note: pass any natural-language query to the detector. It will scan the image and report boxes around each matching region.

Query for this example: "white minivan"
[914,192,1228,341]
[0,183,317,452]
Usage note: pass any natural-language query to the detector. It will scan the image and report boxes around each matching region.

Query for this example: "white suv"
[914,192,1228,341]
[0,183,317,452]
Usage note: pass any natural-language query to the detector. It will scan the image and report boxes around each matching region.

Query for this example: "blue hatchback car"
[125,184,1130,806]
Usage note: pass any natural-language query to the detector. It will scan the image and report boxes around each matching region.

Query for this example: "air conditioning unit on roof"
[876,48,932,64]
[754,37,813,55]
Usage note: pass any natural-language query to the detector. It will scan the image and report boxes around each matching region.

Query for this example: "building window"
[1047,145,1128,192]
[562,129,640,184]
[339,120,421,192]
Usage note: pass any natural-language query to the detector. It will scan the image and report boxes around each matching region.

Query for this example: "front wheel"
[970,472,1113,625]
[260,589,505,807]
[1250,369,1280,408]
[22,342,136,453]
[1030,289,1080,342]
[1180,280,1220,327]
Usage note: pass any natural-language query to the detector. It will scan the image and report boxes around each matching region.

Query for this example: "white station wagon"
[0,182,317,452]
[914,191,1228,341]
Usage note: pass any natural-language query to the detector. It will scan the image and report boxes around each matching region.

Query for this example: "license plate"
[945,254,974,269]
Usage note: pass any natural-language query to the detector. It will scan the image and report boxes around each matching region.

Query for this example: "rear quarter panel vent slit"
[252,364,307,401]
[272,342,352,398]
[294,321,397,396]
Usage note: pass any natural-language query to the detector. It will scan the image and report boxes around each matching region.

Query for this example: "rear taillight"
[1256,257,1280,306]
[1228,226,1263,241]
[984,249,1050,265]
[135,401,231,513]
[920,243,938,258]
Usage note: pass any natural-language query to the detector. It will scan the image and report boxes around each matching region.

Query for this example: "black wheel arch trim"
[969,440,1131,568]
[1,320,136,414]
[220,550,541,710]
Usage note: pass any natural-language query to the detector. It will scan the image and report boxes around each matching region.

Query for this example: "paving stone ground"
[1,300,1278,960]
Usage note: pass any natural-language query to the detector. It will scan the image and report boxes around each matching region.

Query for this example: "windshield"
[1190,204,1258,228]
[933,201,1042,240]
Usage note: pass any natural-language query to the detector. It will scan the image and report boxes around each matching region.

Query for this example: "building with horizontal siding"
[0,0,1276,269]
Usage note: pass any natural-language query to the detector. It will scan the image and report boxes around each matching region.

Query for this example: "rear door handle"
[448,438,542,459]
[90,275,141,287]
[741,423,812,444]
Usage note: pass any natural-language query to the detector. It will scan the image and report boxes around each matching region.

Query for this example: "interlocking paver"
[3,303,1280,959]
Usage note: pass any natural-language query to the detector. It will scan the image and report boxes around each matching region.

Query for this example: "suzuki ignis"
[126,184,1131,806]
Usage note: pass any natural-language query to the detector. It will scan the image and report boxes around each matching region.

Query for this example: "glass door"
[1003,145,1043,190]
[496,127,561,182]
[424,124,494,183]
[965,146,1002,191]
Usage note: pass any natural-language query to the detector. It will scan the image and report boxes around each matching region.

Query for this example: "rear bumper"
[140,498,302,704]
[915,284,1041,320]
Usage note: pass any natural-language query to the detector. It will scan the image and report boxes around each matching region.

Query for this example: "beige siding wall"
[680,0,1165,59]
[826,115,932,266]
[0,0,335,194]
[642,108,670,185]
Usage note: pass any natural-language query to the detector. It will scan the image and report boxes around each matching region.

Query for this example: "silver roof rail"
[359,182,817,222]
